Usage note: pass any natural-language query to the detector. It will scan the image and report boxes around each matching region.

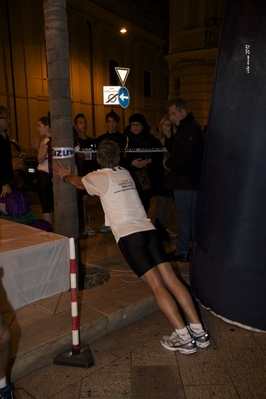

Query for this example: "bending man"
[54,140,210,354]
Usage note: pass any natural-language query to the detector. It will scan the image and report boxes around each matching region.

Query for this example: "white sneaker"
[98,224,110,233]
[187,326,211,348]
[166,229,178,238]
[84,225,96,236]
[160,331,197,354]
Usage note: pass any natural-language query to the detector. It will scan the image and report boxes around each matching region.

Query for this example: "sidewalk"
[3,192,266,398]
[4,193,177,381]
[12,306,266,399]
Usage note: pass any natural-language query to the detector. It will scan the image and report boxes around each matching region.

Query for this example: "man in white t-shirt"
[54,140,210,354]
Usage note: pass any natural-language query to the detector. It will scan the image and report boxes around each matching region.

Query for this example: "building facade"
[0,0,167,149]
[167,0,227,127]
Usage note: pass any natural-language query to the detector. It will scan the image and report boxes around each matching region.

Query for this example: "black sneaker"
[168,251,189,262]
[0,384,14,399]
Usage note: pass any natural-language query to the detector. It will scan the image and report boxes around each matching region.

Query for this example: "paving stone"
[132,365,185,399]
[80,355,131,398]
[184,384,239,399]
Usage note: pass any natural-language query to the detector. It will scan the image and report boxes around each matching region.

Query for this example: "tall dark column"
[190,0,266,331]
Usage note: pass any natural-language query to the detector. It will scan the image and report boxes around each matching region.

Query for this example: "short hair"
[38,116,50,127]
[106,111,119,123]
[167,98,189,113]
[0,106,9,116]
[97,140,120,168]
[74,113,86,124]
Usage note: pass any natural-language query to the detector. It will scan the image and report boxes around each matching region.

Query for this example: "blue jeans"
[173,190,198,253]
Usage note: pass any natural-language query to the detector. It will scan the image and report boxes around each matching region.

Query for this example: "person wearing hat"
[123,113,164,212]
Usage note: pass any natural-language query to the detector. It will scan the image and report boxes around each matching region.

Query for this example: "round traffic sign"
[118,86,130,108]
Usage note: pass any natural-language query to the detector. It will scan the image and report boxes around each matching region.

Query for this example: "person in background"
[123,113,164,213]
[97,110,126,149]
[73,113,97,238]
[96,110,126,233]
[164,98,205,262]
[32,116,53,225]
[0,106,13,199]
[54,140,210,354]
[0,312,14,399]
[152,116,177,241]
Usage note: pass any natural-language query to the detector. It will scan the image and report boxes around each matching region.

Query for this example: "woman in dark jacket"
[123,113,164,212]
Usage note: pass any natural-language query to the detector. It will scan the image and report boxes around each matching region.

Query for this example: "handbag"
[133,167,151,191]
[0,190,31,217]
[124,135,151,191]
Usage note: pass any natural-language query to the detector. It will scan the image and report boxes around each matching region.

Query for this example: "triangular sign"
[115,67,130,86]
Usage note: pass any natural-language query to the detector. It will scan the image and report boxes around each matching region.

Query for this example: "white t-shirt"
[81,166,154,242]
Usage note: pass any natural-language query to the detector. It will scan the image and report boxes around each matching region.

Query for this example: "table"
[0,219,70,312]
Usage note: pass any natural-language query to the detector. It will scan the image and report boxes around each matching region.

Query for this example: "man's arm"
[53,161,84,188]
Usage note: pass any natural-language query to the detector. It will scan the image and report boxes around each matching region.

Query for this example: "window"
[110,60,119,86]
[144,71,151,97]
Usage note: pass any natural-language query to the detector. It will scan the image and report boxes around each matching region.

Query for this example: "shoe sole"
[195,340,211,348]
[84,229,96,235]
[160,340,197,354]
[187,328,211,349]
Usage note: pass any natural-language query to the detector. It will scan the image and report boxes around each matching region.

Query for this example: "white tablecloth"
[0,219,70,312]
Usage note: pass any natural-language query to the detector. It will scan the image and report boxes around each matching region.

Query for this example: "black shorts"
[118,229,168,277]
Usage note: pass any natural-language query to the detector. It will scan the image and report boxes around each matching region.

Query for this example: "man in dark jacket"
[164,99,204,262]
[0,106,13,198]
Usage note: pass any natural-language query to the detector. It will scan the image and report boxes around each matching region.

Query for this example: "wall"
[0,0,167,149]
[167,0,227,128]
